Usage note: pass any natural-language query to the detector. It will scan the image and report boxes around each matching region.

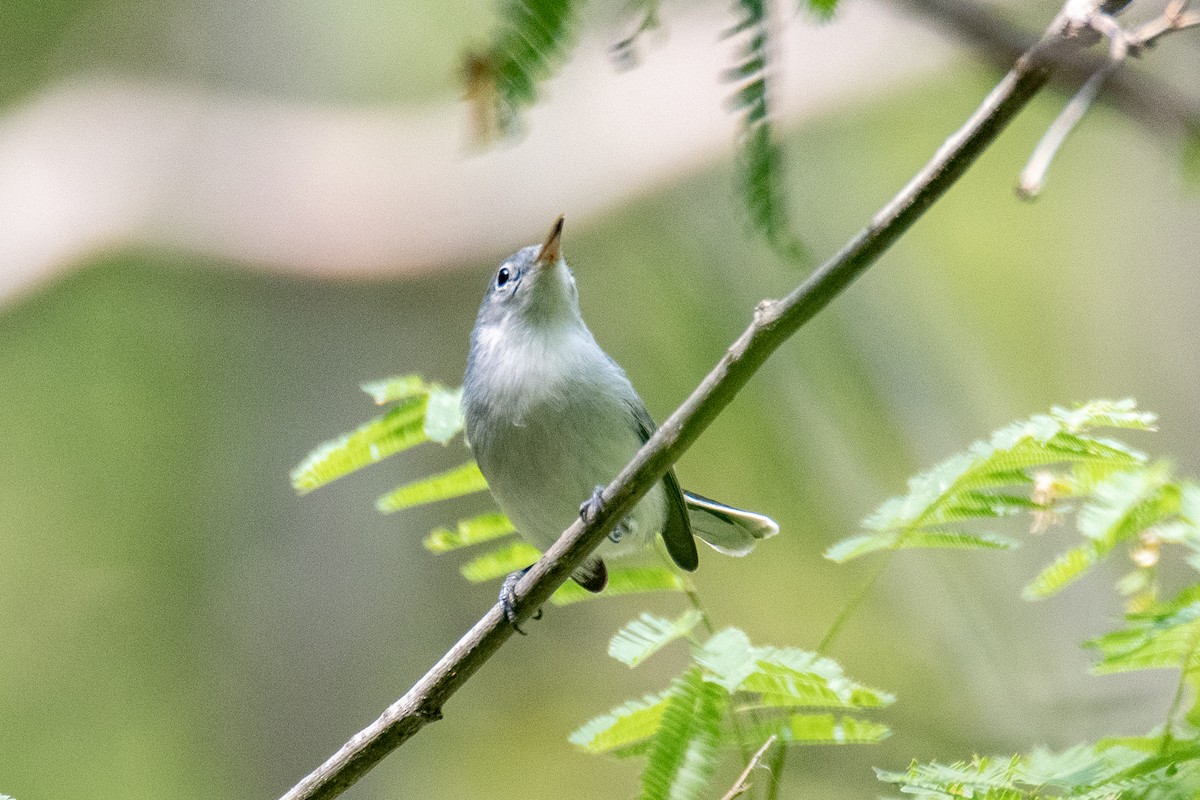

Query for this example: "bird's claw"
[499,566,542,635]
[580,485,605,524]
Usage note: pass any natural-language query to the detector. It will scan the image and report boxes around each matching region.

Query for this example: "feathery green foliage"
[640,668,728,800]
[608,610,705,668]
[573,624,890,798]
[459,541,543,582]
[1086,585,1200,675]
[827,400,1155,564]
[569,690,675,755]
[290,394,429,493]
[549,566,686,605]
[471,0,832,258]
[859,400,1200,800]
[725,0,806,262]
[424,512,516,552]
[291,376,470,493]
[375,461,488,512]
[877,743,1200,800]
[485,0,581,134]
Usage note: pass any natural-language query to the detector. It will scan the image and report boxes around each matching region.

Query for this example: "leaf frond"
[639,668,728,800]
[550,566,685,605]
[291,396,428,494]
[375,461,488,513]
[570,690,675,755]
[609,611,705,668]
[459,541,541,583]
[828,400,1155,563]
[424,513,515,552]
[725,0,806,262]
[486,0,582,133]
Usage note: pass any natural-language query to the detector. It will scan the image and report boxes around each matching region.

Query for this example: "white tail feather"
[683,492,779,557]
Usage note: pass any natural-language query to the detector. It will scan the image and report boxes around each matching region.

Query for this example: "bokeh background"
[3,0,1200,798]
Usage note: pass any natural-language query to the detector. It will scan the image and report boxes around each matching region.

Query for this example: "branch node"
[754,298,782,327]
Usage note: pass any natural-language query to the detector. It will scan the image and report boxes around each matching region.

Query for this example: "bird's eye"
[496,267,511,287]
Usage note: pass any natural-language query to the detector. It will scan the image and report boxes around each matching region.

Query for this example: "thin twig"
[278,10,1068,800]
[1019,0,1200,197]
[895,0,1200,153]
[720,735,779,800]
[1018,12,1127,198]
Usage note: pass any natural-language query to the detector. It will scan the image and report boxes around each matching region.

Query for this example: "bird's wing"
[628,401,698,572]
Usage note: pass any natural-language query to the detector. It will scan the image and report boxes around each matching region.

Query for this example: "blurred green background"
[3,0,1200,798]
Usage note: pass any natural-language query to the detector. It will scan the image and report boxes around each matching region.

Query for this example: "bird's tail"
[684,492,779,557]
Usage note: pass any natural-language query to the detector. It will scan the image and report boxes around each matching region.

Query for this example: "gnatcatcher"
[463,216,778,628]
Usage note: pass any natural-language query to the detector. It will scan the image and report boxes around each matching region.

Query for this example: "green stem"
[817,559,889,655]
[763,737,787,800]
[1159,626,1200,754]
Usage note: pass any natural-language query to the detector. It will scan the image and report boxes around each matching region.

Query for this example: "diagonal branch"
[276,7,1093,800]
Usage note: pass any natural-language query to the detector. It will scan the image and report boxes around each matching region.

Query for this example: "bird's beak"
[535,215,565,269]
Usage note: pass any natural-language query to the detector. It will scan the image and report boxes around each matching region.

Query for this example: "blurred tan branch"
[275,1,1124,797]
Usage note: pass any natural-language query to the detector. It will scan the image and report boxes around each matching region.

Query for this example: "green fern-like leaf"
[696,628,894,706]
[360,375,430,404]
[725,0,805,262]
[756,712,890,745]
[570,690,675,755]
[874,743,1199,800]
[609,611,705,668]
[424,513,516,552]
[460,541,541,582]
[487,0,581,132]
[291,395,429,494]
[827,401,1154,564]
[550,566,685,605]
[423,385,465,443]
[826,529,1017,563]
[1023,540,1108,600]
[1086,586,1200,674]
[376,461,489,513]
[640,668,728,800]
[1025,464,1180,600]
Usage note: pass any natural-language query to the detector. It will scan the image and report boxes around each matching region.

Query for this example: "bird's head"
[474,215,582,333]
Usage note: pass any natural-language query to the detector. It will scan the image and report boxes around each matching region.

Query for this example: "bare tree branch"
[896,0,1200,147]
[277,5,1116,799]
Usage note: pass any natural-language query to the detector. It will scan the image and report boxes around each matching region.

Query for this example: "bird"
[462,216,778,628]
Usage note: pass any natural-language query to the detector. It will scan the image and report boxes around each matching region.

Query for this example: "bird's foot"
[580,485,605,525]
[499,566,542,635]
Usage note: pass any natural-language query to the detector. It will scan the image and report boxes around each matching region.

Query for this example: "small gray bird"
[463,216,777,625]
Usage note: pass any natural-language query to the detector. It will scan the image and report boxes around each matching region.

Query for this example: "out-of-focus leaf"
[550,566,685,605]
[360,375,429,404]
[291,396,428,494]
[424,385,465,443]
[608,610,704,668]
[424,513,515,552]
[460,541,541,583]
[639,668,727,800]
[755,713,890,744]
[486,0,581,133]
[376,461,488,513]
[570,690,675,754]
